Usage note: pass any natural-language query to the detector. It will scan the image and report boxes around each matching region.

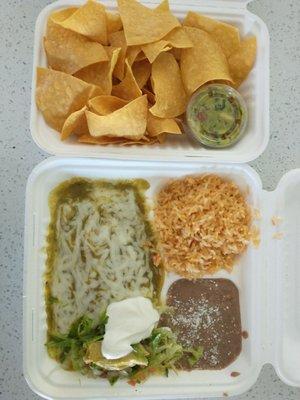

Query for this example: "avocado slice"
[84,341,148,371]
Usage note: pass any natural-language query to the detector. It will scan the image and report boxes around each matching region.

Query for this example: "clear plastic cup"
[185,83,248,149]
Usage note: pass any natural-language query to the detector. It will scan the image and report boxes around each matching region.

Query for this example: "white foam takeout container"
[31,0,269,163]
[23,157,300,399]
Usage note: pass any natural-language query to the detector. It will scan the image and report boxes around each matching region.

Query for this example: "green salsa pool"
[186,84,248,148]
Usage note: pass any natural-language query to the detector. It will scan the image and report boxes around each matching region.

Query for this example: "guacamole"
[186,84,248,148]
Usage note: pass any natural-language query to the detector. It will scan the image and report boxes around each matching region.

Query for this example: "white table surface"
[0,0,299,399]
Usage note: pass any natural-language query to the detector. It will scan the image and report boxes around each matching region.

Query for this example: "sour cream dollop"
[102,297,159,360]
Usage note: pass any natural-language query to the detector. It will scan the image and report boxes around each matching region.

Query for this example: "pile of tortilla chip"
[36,0,257,146]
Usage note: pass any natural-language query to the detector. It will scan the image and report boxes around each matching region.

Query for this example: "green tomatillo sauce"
[186,84,248,148]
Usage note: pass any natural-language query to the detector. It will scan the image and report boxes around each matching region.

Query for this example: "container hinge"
[259,190,278,366]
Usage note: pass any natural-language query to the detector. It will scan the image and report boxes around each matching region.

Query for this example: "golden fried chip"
[58,0,108,44]
[108,30,127,80]
[79,134,157,146]
[61,106,88,140]
[181,27,232,95]
[88,95,129,115]
[166,27,193,47]
[147,113,182,137]
[169,47,182,61]
[155,0,170,11]
[132,60,151,88]
[50,8,78,23]
[106,11,123,33]
[135,52,147,62]
[45,16,108,74]
[150,52,187,118]
[86,95,148,139]
[118,134,161,145]
[78,135,127,145]
[36,68,102,131]
[112,60,142,100]
[142,27,192,63]
[183,11,240,58]
[118,0,180,46]
[157,133,166,143]
[74,47,120,94]
[228,36,257,87]
[126,46,142,66]
[141,41,171,64]
[142,87,156,104]
[119,137,158,145]
[104,45,119,58]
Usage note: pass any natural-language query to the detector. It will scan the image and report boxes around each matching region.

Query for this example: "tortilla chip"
[127,46,142,66]
[150,52,187,118]
[108,30,127,80]
[61,106,88,140]
[142,41,171,64]
[119,137,158,145]
[49,8,78,23]
[36,68,102,131]
[181,27,233,95]
[142,27,193,63]
[147,113,182,137]
[142,88,156,104]
[228,37,257,87]
[79,134,157,146]
[155,0,170,11]
[45,16,108,74]
[104,45,119,58]
[118,0,180,46]
[135,51,147,62]
[58,0,108,44]
[78,135,127,145]
[183,11,240,58]
[117,134,161,145]
[167,27,193,46]
[88,95,129,115]
[132,60,151,88]
[106,11,123,33]
[112,60,142,100]
[169,47,182,61]
[86,95,148,139]
[74,47,120,94]
[157,133,167,143]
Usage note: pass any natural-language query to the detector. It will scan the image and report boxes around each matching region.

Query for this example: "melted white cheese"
[50,184,154,334]
[102,297,159,359]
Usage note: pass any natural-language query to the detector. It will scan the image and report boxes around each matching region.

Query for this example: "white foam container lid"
[31,0,269,163]
[23,157,300,399]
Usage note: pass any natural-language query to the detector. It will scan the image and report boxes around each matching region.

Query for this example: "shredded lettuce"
[127,328,203,385]
[127,327,184,385]
[184,346,204,367]
[46,315,203,385]
[46,313,107,371]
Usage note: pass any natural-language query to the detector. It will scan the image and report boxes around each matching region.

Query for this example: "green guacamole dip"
[186,84,248,148]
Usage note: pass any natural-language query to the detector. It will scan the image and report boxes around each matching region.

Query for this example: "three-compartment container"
[23,0,300,399]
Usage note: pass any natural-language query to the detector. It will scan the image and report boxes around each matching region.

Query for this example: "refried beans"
[160,278,242,370]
